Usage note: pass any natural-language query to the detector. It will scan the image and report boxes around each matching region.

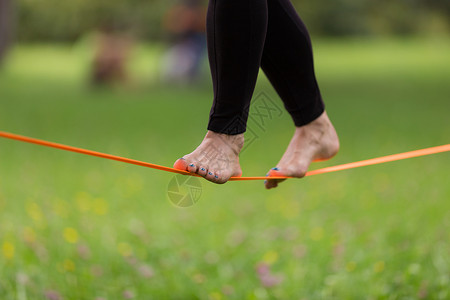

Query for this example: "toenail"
[215,175,219,178]
[208,172,213,175]
[189,164,195,167]
[272,167,279,171]
[264,180,267,184]
[180,157,185,160]
[200,167,206,171]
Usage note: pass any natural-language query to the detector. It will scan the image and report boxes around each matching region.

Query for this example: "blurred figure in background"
[91,23,133,86]
[0,0,13,65]
[161,0,207,83]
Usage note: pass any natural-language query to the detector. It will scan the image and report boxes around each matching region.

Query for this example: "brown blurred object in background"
[161,0,207,83]
[91,24,133,86]
[0,0,13,64]
[163,0,206,36]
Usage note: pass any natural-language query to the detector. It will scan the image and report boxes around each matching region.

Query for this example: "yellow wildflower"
[208,292,222,300]
[262,250,279,265]
[117,242,133,257]
[76,192,91,212]
[2,241,14,260]
[374,261,385,273]
[63,227,79,244]
[346,261,357,272]
[92,198,108,215]
[63,259,75,272]
[26,201,43,222]
[310,227,324,241]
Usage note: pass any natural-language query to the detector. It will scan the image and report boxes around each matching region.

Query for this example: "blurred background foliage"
[7,0,450,43]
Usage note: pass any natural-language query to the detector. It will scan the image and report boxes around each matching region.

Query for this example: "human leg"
[261,0,339,189]
[174,0,269,183]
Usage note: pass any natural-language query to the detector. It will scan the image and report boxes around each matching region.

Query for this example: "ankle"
[295,111,332,135]
[205,131,244,154]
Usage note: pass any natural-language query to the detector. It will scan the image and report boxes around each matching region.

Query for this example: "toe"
[198,166,207,177]
[265,180,278,189]
[205,170,216,182]
[213,171,228,184]
[267,167,284,178]
[265,179,280,189]
[215,175,224,184]
[187,162,198,173]
[173,157,188,171]
[264,167,286,189]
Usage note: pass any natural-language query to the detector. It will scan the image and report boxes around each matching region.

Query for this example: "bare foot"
[173,131,244,184]
[265,111,339,189]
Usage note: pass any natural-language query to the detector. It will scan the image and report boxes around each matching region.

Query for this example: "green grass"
[0,38,449,299]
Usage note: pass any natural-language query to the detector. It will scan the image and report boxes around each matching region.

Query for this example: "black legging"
[206,0,324,135]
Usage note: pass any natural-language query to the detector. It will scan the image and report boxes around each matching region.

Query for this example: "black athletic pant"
[206,0,325,135]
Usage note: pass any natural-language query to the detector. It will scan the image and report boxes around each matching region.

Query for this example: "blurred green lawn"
[0,38,449,299]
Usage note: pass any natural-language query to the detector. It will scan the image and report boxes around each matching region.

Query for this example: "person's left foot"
[265,111,339,189]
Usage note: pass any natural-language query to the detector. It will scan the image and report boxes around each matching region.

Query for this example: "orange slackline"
[0,131,448,181]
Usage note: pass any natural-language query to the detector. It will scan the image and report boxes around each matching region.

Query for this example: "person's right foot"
[265,111,339,189]
[173,131,244,184]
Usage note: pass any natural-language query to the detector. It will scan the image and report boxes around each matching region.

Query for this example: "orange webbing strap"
[0,131,448,181]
